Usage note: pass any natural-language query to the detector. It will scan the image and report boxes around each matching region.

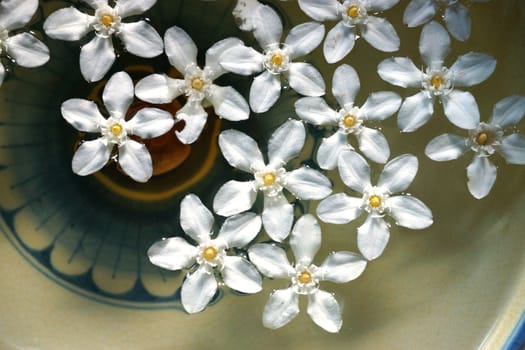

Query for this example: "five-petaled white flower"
[61,71,174,182]
[0,0,50,86]
[135,25,249,144]
[213,119,332,242]
[248,214,367,333]
[44,0,163,82]
[403,0,491,41]
[148,194,263,314]
[317,150,433,260]
[378,21,496,133]
[425,95,525,199]
[295,64,401,168]
[220,4,325,113]
[298,0,400,64]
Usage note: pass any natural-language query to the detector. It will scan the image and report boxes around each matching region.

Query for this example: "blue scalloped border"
[503,312,525,350]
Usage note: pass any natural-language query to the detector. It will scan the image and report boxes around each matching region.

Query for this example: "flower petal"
[61,98,103,133]
[0,0,38,30]
[294,97,339,126]
[317,131,351,170]
[72,138,112,176]
[361,91,402,121]
[467,155,497,199]
[441,90,480,129]
[252,5,283,49]
[164,25,197,73]
[450,53,496,87]
[297,0,341,21]
[147,237,198,271]
[288,62,325,97]
[323,21,356,64]
[444,2,470,41]
[268,119,306,166]
[490,95,525,129]
[205,37,244,79]
[115,0,157,17]
[248,243,294,279]
[79,35,115,82]
[218,212,262,248]
[387,195,433,229]
[290,214,321,265]
[118,140,153,183]
[337,149,371,193]
[500,134,525,165]
[262,287,300,330]
[378,154,418,193]
[284,167,332,200]
[206,85,249,121]
[419,21,451,69]
[307,290,342,333]
[103,71,134,115]
[181,266,218,314]
[425,133,468,161]
[222,256,262,294]
[213,180,258,217]
[377,57,422,88]
[7,33,48,69]
[218,129,264,172]
[118,21,163,58]
[357,215,390,260]
[249,71,281,113]
[317,193,363,224]
[219,45,265,75]
[357,127,390,164]
[403,0,437,27]
[180,193,214,242]
[319,251,367,283]
[397,91,434,132]
[232,0,263,31]
[127,108,174,139]
[175,101,208,144]
[332,64,360,108]
[135,74,185,104]
[285,21,325,59]
[360,16,400,52]
[43,7,92,41]
[262,192,294,242]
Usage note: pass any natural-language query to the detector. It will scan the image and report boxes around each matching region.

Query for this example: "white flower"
[43,0,163,82]
[220,5,325,113]
[295,64,401,169]
[248,214,367,332]
[135,26,249,144]
[297,0,400,63]
[147,194,263,314]
[213,119,332,242]
[0,0,50,86]
[377,21,496,132]
[425,95,525,199]
[317,150,433,260]
[61,71,174,182]
[403,0,491,41]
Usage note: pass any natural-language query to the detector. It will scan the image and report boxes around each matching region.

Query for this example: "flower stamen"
[347,6,360,19]
[271,53,283,66]
[343,114,356,127]
[110,123,123,136]
[202,247,218,261]
[476,132,488,145]
[191,77,204,91]
[101,14,114,27]
[263,173,276,186]
[298,270,312,284]
[369,195,382,208]
[430,75,443,89]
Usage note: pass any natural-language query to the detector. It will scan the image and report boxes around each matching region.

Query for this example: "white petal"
[323,21,355,64]
[164,25,197,73]
[218,129,264,172]
[357,215,390,260]
[307,290,342,333]
[219,45,264,75]
[217,212,262,248]
[232,0,263,31]
[206,85,249,121]
[490,95,525,129]
[263,288,300,329]
[118,140,153,183]
[360,16,400,52]
[378,154,418,193]
[103,71,134,115]
[252,5,282,49]
[403,0,437,27]
[317,193,363,224]
[180,194,214,242]
[425,133,468,161]
[332,64,360,107]
[0,0,38,30]
[337,149,371,193]
[377,57,422,88]
[361,91,402,121]
[290,214,321,265]
[205,37,244,79]
[127,108,174,139]
[441,90,480,129]
[288,62,325,97]
[419,21,451,68]
[262,192,294,242]
[357,127,390,164]
[367,0,400,11]
[222,256,262,294]
[135,74,184,104]
[61,98,103,133]
[72,138,112,176]
[397,91,434,132]
[467,155,497,199]
[80,36,115,82]
[500,134,525,165]
[213,180,258,217]
[444,2,471,41]
[119,21,163,58]
[450,53,496,87]
[181,266,218,314]
[285,21,324,59]
[43,7,92,41]
[83,0,106,9]
[294,97,338,126]
[175,101,208,144]
[249,71,281,113]
[387,195,433,229]
[147,237,197,271]
[317,131,351,170]
[268,119,306,166]
[115,0,157,17]
[319,251,367,283]
[248,243,294,279]
[6,33,49,68]
[284,167,332,200]
[297,0,341,21]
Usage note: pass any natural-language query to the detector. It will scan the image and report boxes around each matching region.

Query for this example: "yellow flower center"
[263,173,276,186]
[430,75,443,89]
[202,247,217,261]
[343,114,356,127]
[476,132,488,145]
[271,53,283,66]
[191,78,204,90]
[369,195,382,208]
[101,14,114,27]
[110,123,123,136]
[298,271,312,284]
[347,6,360,19]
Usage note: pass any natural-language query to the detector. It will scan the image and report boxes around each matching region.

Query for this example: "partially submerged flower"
[248,214,367,332]
[377,21,496,132]
[425,95,525,199]
[213,119,332,241]
[295,64,401,168]
[317,150,433,260]
[61,71,174,182]
[135,26,249,144]
[148,194,263,314]
[44,0,163,82]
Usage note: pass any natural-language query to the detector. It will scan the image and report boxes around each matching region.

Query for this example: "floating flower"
[425,95,525,199]
[135,26,249,144]
[297,0,400,63]
[248,214,367,332]
[295,64,401,168]
[61,71,174,182]
[220,5,325,113]
[0,0,50,86]
[213,119,332,241]
[148,194,263,314]
[377,21,496,132]
[43,0,163,82]
[317,150,433,260]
